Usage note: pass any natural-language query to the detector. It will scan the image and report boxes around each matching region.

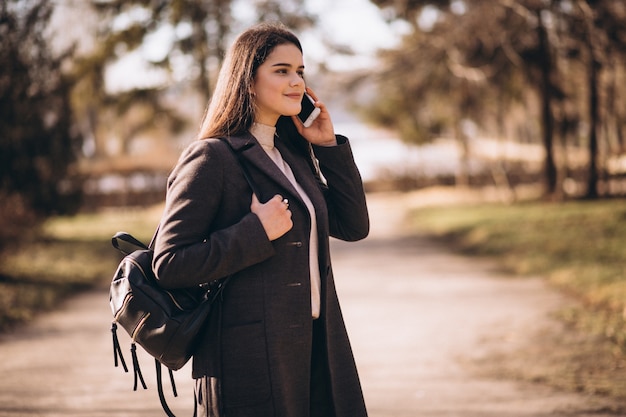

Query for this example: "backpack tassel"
[111,322,128,372]
[131,343,147,391]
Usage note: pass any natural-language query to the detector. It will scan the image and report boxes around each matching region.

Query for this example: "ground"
[0,190,625,416]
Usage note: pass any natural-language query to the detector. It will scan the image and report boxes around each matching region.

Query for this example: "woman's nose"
[290,74,304,87]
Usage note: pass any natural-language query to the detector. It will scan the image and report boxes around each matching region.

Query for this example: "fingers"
[305,87,326,114]
[304,88,331,118]
[250,194,293,241]
[268,194,290,211]
[305,86,318,102]
[252,194,290,210]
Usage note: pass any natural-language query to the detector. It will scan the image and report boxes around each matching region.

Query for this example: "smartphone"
[298,93,321,127]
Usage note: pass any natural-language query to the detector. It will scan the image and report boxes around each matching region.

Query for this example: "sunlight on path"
[332,191,619,417]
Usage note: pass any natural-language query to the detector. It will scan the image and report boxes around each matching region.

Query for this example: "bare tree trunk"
[585,54,600,199]
[579,2,601,199]
[536,10,558,197]
[192,18,211,103]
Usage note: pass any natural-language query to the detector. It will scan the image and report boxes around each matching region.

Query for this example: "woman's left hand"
[291,87,337,147]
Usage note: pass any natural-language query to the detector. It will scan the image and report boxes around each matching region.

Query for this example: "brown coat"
[153,132,369,417]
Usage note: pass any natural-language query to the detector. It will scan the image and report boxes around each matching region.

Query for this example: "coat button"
[288,241,303,248]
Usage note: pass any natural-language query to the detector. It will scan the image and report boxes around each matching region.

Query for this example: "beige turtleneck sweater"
[250,123,321,319]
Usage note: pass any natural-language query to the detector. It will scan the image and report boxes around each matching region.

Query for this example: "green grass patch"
[410,198,626,346]
[0,205,161,331]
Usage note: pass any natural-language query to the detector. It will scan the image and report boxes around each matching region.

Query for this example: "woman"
[152,22,369,417]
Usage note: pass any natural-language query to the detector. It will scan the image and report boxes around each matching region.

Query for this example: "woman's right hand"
[251,194,293,241]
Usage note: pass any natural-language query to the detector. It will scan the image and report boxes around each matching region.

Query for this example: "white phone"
[298,93,321,127]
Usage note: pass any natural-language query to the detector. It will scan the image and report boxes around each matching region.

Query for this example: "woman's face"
[252,43,305,126]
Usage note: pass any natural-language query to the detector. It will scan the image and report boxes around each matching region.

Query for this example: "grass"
[410,199,626,317]
[410,197,626,400]
[0,205,161,331]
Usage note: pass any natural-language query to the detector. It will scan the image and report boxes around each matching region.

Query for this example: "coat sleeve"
[152,140,275,289]
[312,135,369,242]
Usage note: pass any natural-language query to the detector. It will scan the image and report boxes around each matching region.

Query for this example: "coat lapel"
[276,140,326,211]
[225,132,326,213]
[226,133,301,203]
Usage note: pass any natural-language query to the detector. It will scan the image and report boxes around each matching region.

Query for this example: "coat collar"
[223,132,323,210]
[225,132,301,204]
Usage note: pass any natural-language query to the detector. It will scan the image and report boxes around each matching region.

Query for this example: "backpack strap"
[156,359,198,417]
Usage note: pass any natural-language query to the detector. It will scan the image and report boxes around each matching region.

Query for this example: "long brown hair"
[197,22,303,139]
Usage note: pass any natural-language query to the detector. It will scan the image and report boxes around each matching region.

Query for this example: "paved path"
[0,191,622,416]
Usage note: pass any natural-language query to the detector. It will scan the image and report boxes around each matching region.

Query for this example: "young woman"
[152,22,370,417]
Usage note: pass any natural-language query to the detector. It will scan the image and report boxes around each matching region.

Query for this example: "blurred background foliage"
[3,0,626,248]
[1,0,83,247]
[0,0,316,247]
[359,0,626,199]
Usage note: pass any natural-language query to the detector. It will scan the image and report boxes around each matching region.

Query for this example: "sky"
[266,0,404,71]
[302,0,406,68]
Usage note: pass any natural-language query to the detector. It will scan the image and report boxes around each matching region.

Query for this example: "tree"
[566,1,626,198]
[361,1,536,191]
[70,0,315,164]
[0,0,82,245]
[364,0,626,199]
[531,3,559,197]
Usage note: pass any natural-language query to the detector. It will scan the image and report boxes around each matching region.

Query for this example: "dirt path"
[336,192,626,416]
[0,191,624,416]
